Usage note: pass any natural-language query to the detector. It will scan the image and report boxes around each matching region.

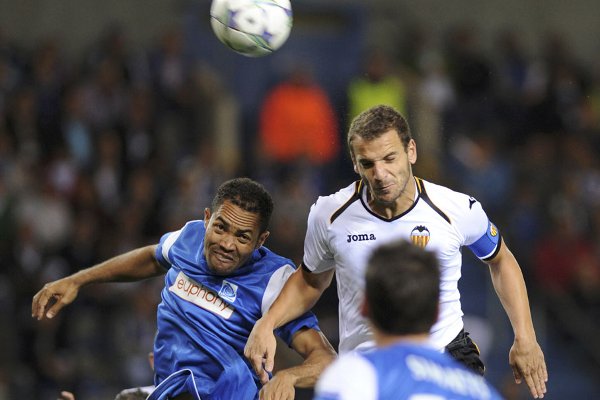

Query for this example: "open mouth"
[213,250,235,264]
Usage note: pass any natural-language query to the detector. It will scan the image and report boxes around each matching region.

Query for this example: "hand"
[58,391,75,400]
[244,318,277,385]
[32,277,80,320]
[259,371,295,400]
[509,338,548,398]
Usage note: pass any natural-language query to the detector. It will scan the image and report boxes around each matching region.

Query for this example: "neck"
[367,176,417,219]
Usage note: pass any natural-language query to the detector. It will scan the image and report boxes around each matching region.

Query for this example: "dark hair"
[212,177,274,233]
[347,104,412,156]
[365,240,440,335]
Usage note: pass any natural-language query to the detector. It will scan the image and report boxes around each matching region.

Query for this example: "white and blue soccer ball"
[210,0,293,57]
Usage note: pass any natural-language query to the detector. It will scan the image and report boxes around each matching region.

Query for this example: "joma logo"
[347,233,376,243]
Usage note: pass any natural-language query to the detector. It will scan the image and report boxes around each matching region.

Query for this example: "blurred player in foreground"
[245,105,547,398]
[314,240,503,399]
[34,177,336,400]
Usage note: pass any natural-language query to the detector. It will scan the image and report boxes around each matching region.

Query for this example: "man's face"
[351,129,417,213]
[203,200,269,275]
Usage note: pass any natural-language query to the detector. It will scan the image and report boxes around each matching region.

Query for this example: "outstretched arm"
[487,239,548,399]
[259,328,337,400]
[32,245,164,320]
[245,266,334,384]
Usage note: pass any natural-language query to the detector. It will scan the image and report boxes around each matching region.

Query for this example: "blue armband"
[468,221,501,260]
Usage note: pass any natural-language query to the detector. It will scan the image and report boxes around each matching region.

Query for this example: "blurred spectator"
[447,133,514,219]
[160,143,230,231]
[190,62,241,176]
[258,62,339,190]
[444,24,494,136]
[80,57,128,132]
[93,129,124,215]
[62,84,94,170]
[346,48,408,123]
[493,29,532,146]
[6,85,42,164]
[532,173,591,294]
[32,38,68,152]
[3,11,600,398]
[123,86,156,168]
[413,46,455,178]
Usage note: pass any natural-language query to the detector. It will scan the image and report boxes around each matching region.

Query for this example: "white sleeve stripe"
[261,264,295,315]
[161,229,182,265]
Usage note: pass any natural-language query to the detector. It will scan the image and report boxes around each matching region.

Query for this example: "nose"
[372,161,386,181]
[219,234,235,251]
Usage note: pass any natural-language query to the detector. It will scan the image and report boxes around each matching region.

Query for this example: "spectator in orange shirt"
[258,64,340,171]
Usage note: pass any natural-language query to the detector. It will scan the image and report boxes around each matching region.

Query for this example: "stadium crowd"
[1,19,600,399]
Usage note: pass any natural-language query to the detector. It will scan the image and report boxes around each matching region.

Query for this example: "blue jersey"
[149,220,319,400]
[315,342,503,400]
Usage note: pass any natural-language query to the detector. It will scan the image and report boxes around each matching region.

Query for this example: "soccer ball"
[210,0,293,57]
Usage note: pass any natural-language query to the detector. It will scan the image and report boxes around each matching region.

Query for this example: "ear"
[204,208,211,228]
[350,156,358,174]
[147,352,155,371]
[360,296,369,318]
[407,139,417,165]
[256,230,270,249]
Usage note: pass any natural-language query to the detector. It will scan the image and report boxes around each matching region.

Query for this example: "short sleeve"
[303,200,336,273]
[261,263,320,345]
[155,229,182,269]
[452,197,489,246]
[451,198,501,260]
[314,353,377,400]
[275,311,320,346]
[454,199,501,261]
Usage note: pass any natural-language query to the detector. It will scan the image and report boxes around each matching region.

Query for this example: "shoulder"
[419,179,473,211]
[316,352,377,400]
[180,219,206,236]
[157,220,205,265]
[418,178,488,225]
[310,181,362,224]
[255,246,296,273]
[165,220,205,244]
[259,250,297,314]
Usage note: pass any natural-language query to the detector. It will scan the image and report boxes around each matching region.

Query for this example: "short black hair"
[212,177,274,233]
[365,240,440,335]
[347,104,412,157]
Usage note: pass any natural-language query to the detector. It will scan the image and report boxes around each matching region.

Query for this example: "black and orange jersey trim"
[415,177,451,224]
[330,180,362,224]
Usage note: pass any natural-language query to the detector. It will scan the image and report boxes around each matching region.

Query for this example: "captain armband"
[468,221,501,261]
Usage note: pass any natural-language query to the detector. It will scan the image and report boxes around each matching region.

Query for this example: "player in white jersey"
[314,240,503,400]
[246,105,547,399]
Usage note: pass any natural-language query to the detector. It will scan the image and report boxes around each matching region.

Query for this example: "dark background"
[2,0,600,398]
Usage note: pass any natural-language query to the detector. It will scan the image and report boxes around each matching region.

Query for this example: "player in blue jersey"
[246,105,547,399]
[314,240,504,400]
[32,177,337,400]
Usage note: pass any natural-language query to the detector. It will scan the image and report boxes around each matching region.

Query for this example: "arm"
[487,239,548,399]
[259,328,337,400]
[32,245,164,320]
[245,266,334,384]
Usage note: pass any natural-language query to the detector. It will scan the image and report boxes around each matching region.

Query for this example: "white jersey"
[303,177,501,352]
